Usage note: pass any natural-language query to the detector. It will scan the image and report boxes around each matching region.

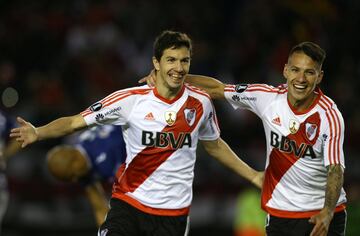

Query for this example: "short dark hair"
[153,30,192,61]
[289,42,326,67]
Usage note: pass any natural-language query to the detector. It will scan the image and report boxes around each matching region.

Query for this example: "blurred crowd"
[1,0,360,235]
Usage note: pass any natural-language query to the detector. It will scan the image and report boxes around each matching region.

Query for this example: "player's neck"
[288,92,318,112]
[155,80,183,100]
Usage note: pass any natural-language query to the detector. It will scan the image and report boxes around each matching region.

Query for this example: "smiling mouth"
[293,84,307,91]
[169,74,184,81]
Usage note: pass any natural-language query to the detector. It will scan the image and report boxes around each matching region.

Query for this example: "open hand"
[309,209,333,236]
[9,117,38,148]
[138,69,156,87]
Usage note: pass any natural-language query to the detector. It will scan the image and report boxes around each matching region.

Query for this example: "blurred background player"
[0,109,21,234]
[46,125,126,227]
[233,188,266,236]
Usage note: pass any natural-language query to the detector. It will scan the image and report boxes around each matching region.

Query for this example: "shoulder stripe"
[103,93,134,107]
[98,91,132,107]
[103,89,151,107]
[319,99,336,164]
[248,84,274,90]
[246,88,287,94]
[224,84,287,94]
[319,97,342,164]
[185,84,211,99]
[81,88,151,117]
[321,96,342,164]
[101,88,152,105]
[225,84,236,89]
[80,110,91,117]
[80,92,133,117]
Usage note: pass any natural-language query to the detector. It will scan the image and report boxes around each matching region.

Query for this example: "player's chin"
[169,81,183,89]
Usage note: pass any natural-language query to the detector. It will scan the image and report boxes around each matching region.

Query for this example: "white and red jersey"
[81,84,220,216]
[224,83,346,218]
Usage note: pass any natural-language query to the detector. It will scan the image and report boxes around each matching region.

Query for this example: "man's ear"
[283,64,288,80]
[317,70,324,85]
[152,56,160,71]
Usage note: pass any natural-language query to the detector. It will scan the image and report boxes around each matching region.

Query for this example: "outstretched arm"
[201,138,263,188]
[85,182,109,227]
[10,114,87,148]
[309,164,344,236]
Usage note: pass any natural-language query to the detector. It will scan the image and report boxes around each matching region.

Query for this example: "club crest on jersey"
[184,108,196,126]
[90,102,103,112]
[289,119,300,134]
[305,123,318,141]
[165,111,176,126]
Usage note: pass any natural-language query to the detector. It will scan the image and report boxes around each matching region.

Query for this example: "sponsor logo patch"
[95,113,105,122]
[232,95,240,101]
[235,84,248,93]
[90,102,103,112]
[104,107,121,116]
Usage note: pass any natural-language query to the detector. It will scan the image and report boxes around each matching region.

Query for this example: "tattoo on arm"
[324,164,344,212]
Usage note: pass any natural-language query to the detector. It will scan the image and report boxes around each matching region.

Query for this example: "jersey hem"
[263,203,346,218]
[112,192,190,216]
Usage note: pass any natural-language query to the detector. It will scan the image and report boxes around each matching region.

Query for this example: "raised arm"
[309,164,344,236]
[10,114,87,148]
[185,75,226,100]
[201,138,263,188]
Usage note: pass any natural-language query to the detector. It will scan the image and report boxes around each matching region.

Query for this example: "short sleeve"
[198,99,220,141]
[224,83,284,118]
[322,104,345,168]
[80,90,136,126]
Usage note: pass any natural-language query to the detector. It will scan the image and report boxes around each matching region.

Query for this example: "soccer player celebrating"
[10,30,263,236]
[46,125,126,226]
[147,42,346,236]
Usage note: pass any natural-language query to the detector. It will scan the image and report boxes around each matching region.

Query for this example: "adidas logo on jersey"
[272,117,281,126]
[144,112,155,121]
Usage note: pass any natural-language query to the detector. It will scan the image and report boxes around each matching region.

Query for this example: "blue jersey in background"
[71,125,126,185]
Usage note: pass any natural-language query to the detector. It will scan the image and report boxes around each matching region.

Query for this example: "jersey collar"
[287,87,322,115]
[153,85,185,104]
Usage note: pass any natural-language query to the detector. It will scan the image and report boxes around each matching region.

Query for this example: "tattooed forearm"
[324,164,344,213]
